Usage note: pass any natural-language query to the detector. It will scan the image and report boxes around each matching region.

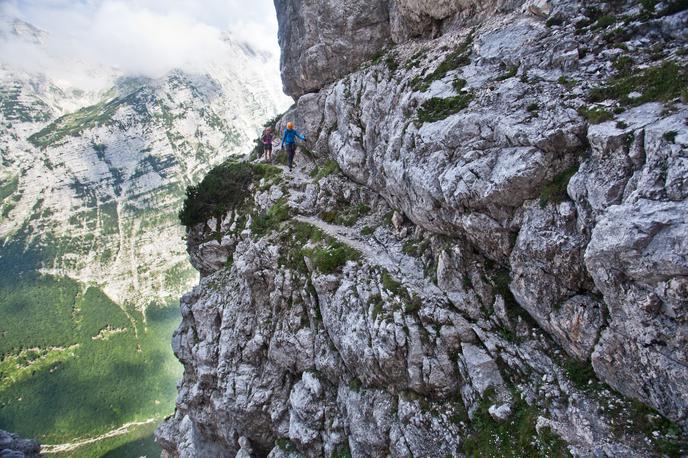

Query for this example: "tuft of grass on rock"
[251,198,291,238]
[361,226,374,236]
[462,390,572,457]
[321,202,370,227]
[417,93,474,123]
[539,164,580,207]
[385,55,399,72]
[411,34,473,92]
[612,55,634,76]
[275,438,297,452]
[333,442,353,458]
[453,78,467,92]
[497,65,519,81]
[578,106,614,124]
[310,159,340,180]
[588,61,688,106]
[546,15,565,27]
[558,76,576,90]
[563,358,597,391]
[593,14,616,29]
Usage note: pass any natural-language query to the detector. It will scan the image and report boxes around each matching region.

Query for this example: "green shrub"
[405,49,427,70]
[277,222,325,272]
[641,0,659,11]
[526,103,539,113]
[563,358,597,390]
[546,15,565,27]
[252,163,282,181]
[404,295,423,313]
[251,198,290,238]
[333,442,353,458]
[616,120,628,129]
[304,242,360,274]
[417,93,474,123]
[348,378,362,392]
[593,14,616,29]
[578,106,614,124]
[382,271,405,297]
[370,294,384,320]
[380,270,422,313]
[663,130,678,143]
[539,164,580,207]
[178,161,255,228]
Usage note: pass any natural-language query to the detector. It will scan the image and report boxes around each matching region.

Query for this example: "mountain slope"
[0,17,291,452]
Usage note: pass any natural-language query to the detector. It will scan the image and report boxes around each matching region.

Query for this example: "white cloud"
[0,0,281,89]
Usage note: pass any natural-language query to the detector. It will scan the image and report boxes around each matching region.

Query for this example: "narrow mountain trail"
[40,418,158,454]
[266,156,453,305]
[289,177,450,304]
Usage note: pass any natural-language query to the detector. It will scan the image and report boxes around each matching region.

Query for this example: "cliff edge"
[157,0,688,456]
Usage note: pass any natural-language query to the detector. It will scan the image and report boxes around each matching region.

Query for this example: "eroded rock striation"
[158,0,688,456]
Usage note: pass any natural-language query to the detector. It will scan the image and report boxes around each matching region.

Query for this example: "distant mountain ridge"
[0,16,290,310]
[0,15,291,452]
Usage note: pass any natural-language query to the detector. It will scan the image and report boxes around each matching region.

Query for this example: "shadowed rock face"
[274,0,394,98]
[158,0,688,456]
[0,430,40,458]
[274,0,525,98]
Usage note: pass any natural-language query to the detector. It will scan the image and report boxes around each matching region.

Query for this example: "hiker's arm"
[298,131,306,141]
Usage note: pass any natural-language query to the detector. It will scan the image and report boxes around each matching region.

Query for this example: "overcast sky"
[0,0,281,89]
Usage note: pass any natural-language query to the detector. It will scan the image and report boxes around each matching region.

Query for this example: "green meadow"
[0,238,183,455]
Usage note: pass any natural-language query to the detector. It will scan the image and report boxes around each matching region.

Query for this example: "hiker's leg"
[287,145,295,169]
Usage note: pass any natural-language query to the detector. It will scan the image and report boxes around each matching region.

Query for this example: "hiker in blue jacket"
[279,121,306,171]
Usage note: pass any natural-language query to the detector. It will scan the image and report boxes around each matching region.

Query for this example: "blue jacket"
[282,128,305,145]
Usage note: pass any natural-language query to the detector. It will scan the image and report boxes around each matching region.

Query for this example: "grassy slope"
[0,238,182,452]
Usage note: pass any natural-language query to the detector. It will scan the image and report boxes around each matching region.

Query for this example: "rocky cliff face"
[158,0,688,456]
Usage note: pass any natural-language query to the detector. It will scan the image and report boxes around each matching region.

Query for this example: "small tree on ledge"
[178,161,254,236]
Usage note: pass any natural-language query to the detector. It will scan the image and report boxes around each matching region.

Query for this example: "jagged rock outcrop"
[159,0,688,456]
[0,430,40,458]
[274,0,525,97]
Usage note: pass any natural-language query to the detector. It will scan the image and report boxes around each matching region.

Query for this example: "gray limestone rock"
[0,431,40,458]
[158,0,688,455]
